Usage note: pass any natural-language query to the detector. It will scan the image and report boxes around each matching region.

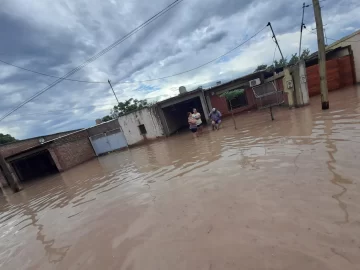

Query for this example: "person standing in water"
[188,112,198,137]
[192,108,203,133]
[209,108,222,130]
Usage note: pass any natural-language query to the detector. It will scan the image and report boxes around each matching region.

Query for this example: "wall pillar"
[0,155,21,193]
[292,61,310,107]
[283,68,295,108]
[199,92,210,123]
[48,148,63,172]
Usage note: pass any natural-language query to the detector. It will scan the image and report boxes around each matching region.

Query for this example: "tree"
[254,64,268,72]
[113,98,148,117]
[220,89,244,130]
[300,48,310,60]
[255,49,311,72]
[0,133,16,144]
[102,98,149,120]
[101,115,113,122]
[288,53,299,66]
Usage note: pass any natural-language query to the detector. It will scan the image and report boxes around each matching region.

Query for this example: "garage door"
[89,129,127,156]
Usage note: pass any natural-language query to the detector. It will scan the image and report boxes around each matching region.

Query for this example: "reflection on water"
[1,86,360,269]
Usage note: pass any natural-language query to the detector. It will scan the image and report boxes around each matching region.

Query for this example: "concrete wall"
[51,130,95,171]
[327,32,360,82]
[118,107,164,146]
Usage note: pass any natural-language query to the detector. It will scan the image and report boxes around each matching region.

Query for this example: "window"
[227,91,248,110]
[138,124,147,135]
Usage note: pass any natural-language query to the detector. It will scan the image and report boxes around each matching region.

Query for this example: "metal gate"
[89,128,128,156]
[252,81,285,120]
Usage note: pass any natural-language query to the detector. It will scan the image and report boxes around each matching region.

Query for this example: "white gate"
[89,128,128,156]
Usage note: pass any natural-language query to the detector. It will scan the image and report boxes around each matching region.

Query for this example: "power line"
[112,24,268,86]
[272,44,277,63]
[306,28,360,42]
[3,22,268,121]
[0,59,107,83]
[0,0,183,123]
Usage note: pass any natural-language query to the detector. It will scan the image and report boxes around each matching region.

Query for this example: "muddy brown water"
[1,86,360,269]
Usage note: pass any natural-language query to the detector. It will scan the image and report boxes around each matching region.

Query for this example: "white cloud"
[0,0,359,139]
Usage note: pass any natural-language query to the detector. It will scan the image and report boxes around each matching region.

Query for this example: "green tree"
[113,98,148,117]
[255,49,311,72]
[102,98,149,120]
[101,115,113,122]
[288,49,311,66]
[288,53,299,66]
[220,89,244,130]
[0,133,16,144]
[254,64,268,72]
[300,48,310,60]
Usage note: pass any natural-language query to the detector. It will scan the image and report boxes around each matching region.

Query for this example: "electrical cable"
[113,24,268,85]
[0,0,183,122]
[306,25,360,42]
[3,23,269,122]
[0,59,107,83]
[6,25,270,120]
[272,44,277,63]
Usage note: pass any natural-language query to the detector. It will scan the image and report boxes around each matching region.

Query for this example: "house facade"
[326,29,360,83]
[118,107,164,146]
[204,71,273,117]
[0,120,125,188]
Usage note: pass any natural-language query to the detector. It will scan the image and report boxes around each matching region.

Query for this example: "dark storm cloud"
[197,30,228,51]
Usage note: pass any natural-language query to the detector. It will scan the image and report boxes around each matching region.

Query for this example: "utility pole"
[108,80,119,104]
[312,0,329,110]
[299,3,310,59]
[267,22,285,63]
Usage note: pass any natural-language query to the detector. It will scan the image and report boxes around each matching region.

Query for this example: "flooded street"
[1,86,360,269]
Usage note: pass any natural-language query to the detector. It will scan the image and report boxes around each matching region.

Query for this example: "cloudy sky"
[0,0,359,139]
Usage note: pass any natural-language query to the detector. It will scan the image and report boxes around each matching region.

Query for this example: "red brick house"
[204,70,273,117]
[0,119,124,188]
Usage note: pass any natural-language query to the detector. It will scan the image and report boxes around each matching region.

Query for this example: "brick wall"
[87,119,120,136]
[51,130,95,170]
[307,55,355,97]
[209,88,256,117]
[0,130,80,159]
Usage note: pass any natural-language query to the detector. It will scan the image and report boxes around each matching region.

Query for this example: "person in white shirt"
[192,108,203,133]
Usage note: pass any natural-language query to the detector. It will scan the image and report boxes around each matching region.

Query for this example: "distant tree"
[255,49,311,72]
[288,53,299,66]
[101,115,113,122]
[288,49,311,66]
[254,64,268,72]
[274,58,288,68]
[102,98,149,120]
[0,133,16,144]
[300,48,311,60]
[220,89,244,130]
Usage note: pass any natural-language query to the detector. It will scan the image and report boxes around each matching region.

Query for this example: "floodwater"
[1,86,360,270]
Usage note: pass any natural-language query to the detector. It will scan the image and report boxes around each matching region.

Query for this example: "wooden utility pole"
[108,80,120,104]
[267,22,285,62]
[312,0,329,110]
